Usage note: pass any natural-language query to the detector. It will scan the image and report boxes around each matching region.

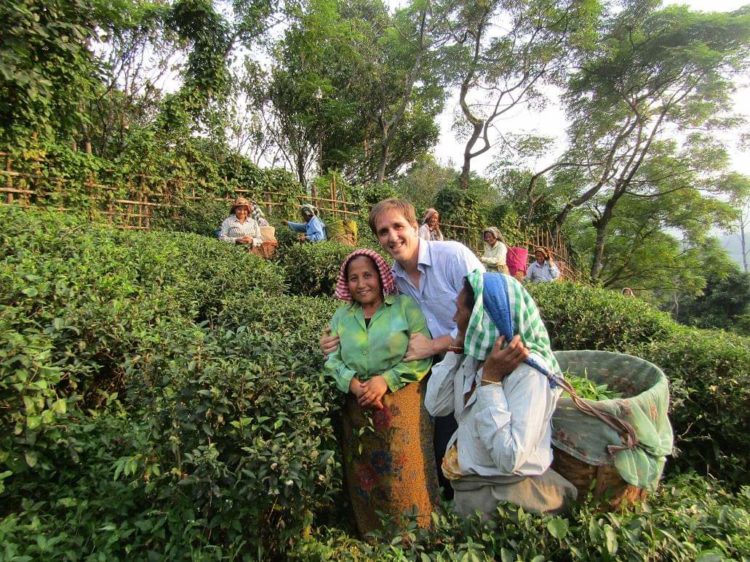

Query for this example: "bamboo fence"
[0,152,356,230]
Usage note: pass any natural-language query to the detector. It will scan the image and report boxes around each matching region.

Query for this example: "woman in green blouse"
[325,249,432,408]
[325,249,437,534]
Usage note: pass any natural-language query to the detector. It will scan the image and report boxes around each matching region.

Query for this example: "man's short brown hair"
[368,198,418,234]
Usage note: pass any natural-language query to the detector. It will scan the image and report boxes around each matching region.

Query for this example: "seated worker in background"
[219,197,262,248]
[480,227,509,274]
[425,271,577,517]
[418,208,444,241]
[287,204,327,242]
[525,247,560,283]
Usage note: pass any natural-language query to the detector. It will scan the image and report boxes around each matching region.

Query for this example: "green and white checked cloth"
[463,270,560,375]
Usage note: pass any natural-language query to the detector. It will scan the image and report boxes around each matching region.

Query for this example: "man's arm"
[403,333,452,361]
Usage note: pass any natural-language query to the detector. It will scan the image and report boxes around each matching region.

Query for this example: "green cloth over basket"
[552,351,673,491]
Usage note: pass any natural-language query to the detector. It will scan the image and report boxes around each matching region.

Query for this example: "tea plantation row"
[1,207,748,560]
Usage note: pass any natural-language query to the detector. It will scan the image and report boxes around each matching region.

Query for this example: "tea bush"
[528,281,675,349]
[289,474,750,561]
[3,206,750,559]
[634,328,750,485]
[280,241,358,297]
[151,197,229,238]
[0,206,345,557]
[1,306,343,559]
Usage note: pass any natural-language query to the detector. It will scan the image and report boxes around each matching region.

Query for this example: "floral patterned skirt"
[341,380,440,536]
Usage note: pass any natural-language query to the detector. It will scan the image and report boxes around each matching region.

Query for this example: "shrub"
[0,207,344,556]
[289,473,750,561]
[0,207,286,511]
[3,205,750,558]
[117,315,342,557]
[280,241,358,297]
[274,219,302,253]
[634,328,750,485]
[151,197,229,238]
[0,312,343,558]
[528,281,675,350]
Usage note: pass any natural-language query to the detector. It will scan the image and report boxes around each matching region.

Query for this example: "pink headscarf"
[334,249,397,302]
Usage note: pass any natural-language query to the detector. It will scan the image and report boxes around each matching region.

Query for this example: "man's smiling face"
[374,208,419,265]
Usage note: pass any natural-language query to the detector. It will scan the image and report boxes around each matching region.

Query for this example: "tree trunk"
[377,142,389,185]
[590,220,608,282]
[460,122,482,190]
[296,151,306,187]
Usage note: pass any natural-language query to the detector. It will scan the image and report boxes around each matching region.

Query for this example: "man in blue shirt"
[287,204,327,242]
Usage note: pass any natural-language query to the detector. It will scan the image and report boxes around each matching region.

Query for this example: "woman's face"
[535,250,546,264]
[453,287,472,335]
[483,231,496,245]
[347,256,383,309]
[427,213,439,228]
[235,206,249,222]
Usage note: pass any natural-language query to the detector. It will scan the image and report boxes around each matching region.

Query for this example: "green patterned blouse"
[324,294,433,393]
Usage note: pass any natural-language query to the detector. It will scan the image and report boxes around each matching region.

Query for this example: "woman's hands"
[320,327,340,358]
[482,335,529,384]
[349,376,387,410]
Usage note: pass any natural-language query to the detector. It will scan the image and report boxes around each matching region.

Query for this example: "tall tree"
[565,161,737,293]
[435,0,599,189]
[551,4,750,281]
[726,172,750,272]
[264,0,443,186]
[0,0,106,145]
[360,0,444,183]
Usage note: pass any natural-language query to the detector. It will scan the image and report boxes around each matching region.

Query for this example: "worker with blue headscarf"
[287,203,327,242]
[425,270,577,516]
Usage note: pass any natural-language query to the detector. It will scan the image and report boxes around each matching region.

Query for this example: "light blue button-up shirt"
[392,239,484,338]
[525,261,559,283]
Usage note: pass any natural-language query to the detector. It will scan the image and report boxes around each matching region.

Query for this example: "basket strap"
[525,356,639,455]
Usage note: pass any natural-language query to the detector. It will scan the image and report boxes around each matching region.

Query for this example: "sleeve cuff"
[381,371,403,392]
[335,368,357,394]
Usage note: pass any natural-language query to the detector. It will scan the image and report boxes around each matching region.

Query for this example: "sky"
[431,0,750,177]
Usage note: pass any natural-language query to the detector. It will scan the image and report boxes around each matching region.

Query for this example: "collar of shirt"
[392,239,431,290]
[344,294,396,329]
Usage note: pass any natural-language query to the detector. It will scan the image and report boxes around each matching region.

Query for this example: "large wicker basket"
[551,448,647,509]
[551,350,672,509]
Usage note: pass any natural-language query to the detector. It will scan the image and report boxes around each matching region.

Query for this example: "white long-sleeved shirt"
[424,352,561,477]
[481,241,508,272]
[219,215,262,246]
